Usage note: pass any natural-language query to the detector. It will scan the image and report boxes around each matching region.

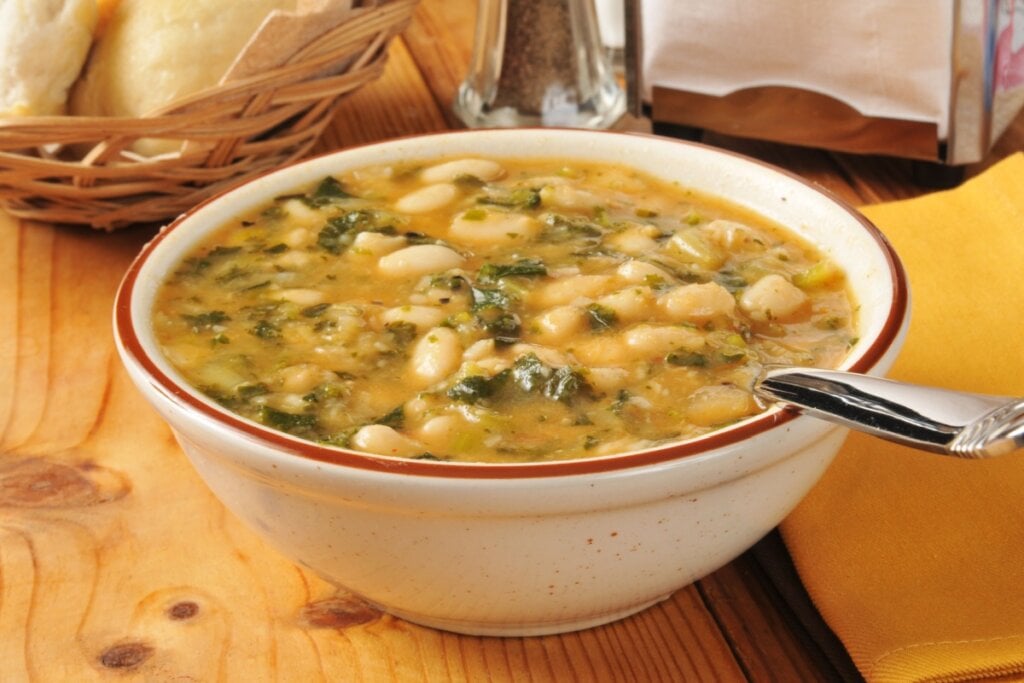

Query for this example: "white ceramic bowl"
[114,129,909,636]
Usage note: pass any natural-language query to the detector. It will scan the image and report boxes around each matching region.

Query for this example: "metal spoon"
[752,367,1024,458]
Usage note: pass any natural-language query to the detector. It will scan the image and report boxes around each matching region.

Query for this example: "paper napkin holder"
[641,1,1024,166]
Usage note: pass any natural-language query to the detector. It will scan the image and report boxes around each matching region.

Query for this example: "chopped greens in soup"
[153,157,857,463]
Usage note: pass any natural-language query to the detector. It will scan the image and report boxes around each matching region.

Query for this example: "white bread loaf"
[69,0,297,154]
[0,0,98,116]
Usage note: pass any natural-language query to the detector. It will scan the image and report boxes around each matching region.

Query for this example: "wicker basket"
[0,0,418,231]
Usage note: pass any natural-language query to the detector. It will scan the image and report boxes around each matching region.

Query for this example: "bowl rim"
[114,129,909,479]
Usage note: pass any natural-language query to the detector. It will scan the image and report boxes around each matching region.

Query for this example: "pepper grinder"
[453,0,626,129]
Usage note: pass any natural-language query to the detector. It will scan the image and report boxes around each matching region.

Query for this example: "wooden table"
[3,3,1022,680]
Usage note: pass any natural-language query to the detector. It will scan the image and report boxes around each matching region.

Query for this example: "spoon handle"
[753,367,1024,458]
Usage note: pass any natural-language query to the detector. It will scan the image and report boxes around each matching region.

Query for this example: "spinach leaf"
[374,405,405,429]
[476,309,520,344]
[477,187,541,210]
[446,370,510,404]
[260,406,317,431]
[511,353,551,392]
[183,310,230,332]
[237,382,270,399]
[540,213,603,243]
[585,303,618,331]
[383,321,418,349]
[543,366,588,403]
[304,176,354,207]
[666,350,708,367]
[470,285,512,312]
[301,303,330,318]
[478,258,547,283]
[317,210,396,254]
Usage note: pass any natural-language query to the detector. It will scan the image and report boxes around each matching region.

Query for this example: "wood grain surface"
[2,1,1022,680]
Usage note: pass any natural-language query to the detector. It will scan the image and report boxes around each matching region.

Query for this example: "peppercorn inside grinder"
[453,0,626,129]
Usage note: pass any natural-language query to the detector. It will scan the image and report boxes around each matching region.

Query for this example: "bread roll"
[69,0,297,154]
[0,0,98,116]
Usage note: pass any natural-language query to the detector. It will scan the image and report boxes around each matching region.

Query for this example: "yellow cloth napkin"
[780,152,1024,683]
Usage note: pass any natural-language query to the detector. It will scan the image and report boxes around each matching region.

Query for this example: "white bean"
[584,367,631,393]
[570,336,629,366]
[528,274,613,308]
[739,274,809,322]
[409,326,462,387]
[466,357,512,374]
[415,415,465,451]
[277,288,326,306]
[617,259,672,284]
[665,229,725,270]
[530,305,587,345]
[351,231,406,257]
[606,227,660,256]
[685,385,756,426]
[463,338,496,361]
[276,363,334,394]
[350,424,425,457]
[624,324,705,357]
[282,226,314,248]
[394,183,459,214]
[539,184,600,210]
[508,343,571,368]
[380,305,447,332]
[703,219,754,249]
[282,199,322,226]
[421,158,504,183]
[274,250,312,269]
[450,210,539,246]
[378,244,465,278]
[597,287,654,323]
[659,282,735,322]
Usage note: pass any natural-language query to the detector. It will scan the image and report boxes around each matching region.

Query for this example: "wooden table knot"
[0,456,130,508]
[98,641,154,670]
[300,593,381,630]
[167,601,201,621]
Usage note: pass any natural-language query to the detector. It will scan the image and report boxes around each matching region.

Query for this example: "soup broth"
[153,157,857,463]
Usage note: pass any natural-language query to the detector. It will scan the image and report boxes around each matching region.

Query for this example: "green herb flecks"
[383,321,418,350]
[610,389,631,416]
[666,350,708,367]
[183,310,230,332]
[453,174,485,188]
[301,303,331,318]
[175,245,241,278]
[250,320,281,340]
[461,208,487,221]
[714,271,748,291]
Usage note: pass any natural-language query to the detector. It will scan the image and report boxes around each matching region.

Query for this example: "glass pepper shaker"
[453,0,626,129]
